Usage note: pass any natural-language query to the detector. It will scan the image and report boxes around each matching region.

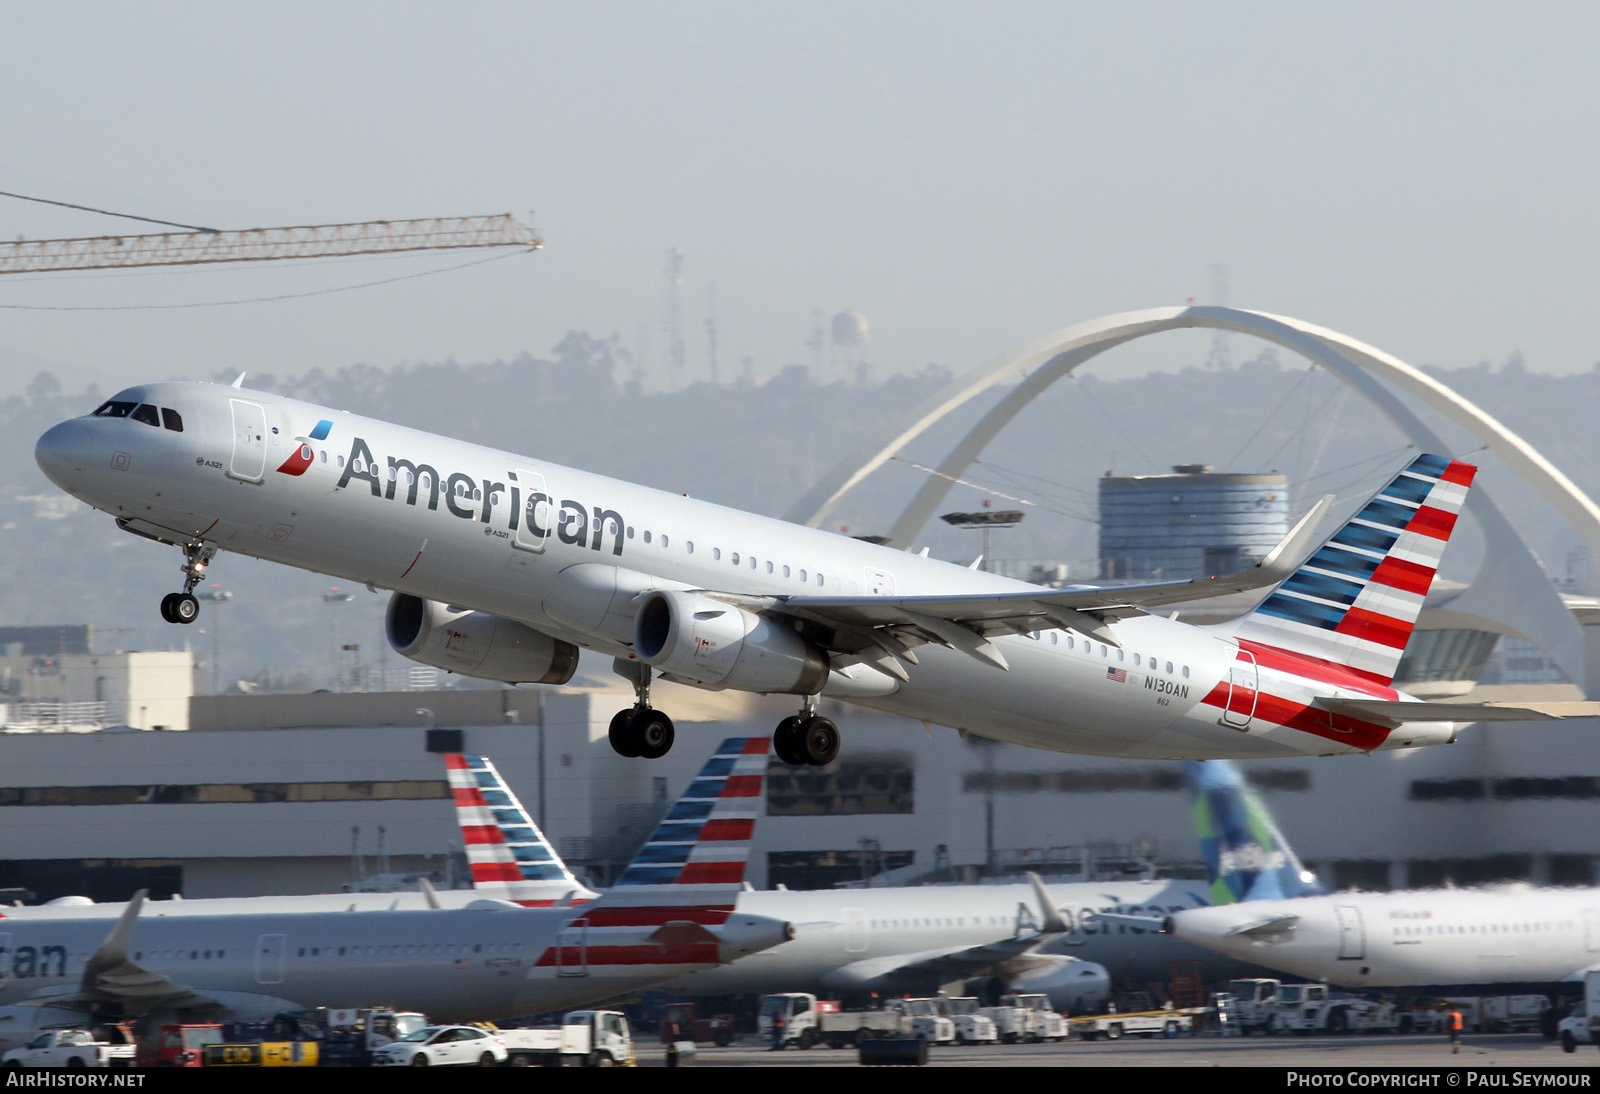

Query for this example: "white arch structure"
[784,305,1600,686]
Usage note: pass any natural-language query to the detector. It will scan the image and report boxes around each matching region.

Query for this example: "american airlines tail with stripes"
[37,381,1598,763]
[444,752,597,906]
[1231,453,1473,687]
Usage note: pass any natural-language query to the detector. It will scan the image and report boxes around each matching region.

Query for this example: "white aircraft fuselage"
[35,381,1457,761]
[1167,888,1600,994]
[0,901,788,1054]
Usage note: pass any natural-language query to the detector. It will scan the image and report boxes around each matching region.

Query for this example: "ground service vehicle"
[936,998,999,1044]
[370,1025,508,1067]
[2,1029,135,1068]
[142,1024,224,1067]
[316,1009,430,1066]
[891,999,955,1043]
[1074,1009,1192,1041]
[981,994,1068,1043]
[498,1011,633,1067]
[1266,985,1393,1034]
[660,1002,735,1047]
[759,994,909,1049]
[1558,973,1600,1053]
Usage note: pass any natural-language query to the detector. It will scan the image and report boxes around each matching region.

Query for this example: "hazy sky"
[4,2,1597,398]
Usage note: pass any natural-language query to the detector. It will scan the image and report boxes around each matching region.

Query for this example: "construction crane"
[0,213,541,275]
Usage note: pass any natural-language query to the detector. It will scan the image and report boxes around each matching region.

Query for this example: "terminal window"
[766,756,913,816]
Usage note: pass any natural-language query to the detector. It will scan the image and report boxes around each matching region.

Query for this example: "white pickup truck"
[2,1029,136,1068]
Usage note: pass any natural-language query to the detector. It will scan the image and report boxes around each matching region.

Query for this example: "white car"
[371,1025,508,1067]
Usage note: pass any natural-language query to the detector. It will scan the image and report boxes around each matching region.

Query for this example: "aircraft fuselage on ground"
[37,381,1481,763]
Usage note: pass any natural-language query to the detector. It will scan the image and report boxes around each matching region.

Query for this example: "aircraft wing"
[1314,698,1600,725]
[764,497,1334,670]
[34,891,222,1016]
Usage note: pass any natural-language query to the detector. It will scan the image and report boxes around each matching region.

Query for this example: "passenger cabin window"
[161,408,184,432]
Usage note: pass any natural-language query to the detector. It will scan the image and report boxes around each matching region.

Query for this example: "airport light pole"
[940,501,1025,573]
[323,588,354,690]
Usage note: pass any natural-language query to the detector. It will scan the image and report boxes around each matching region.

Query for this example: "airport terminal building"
[2,662,1597,904]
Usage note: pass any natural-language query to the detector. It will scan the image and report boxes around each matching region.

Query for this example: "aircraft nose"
[34,419,93,489]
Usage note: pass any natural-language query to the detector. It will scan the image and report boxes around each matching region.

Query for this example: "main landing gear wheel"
[607,707,676,759]
[774,713,840,767]
[159,592,199,625]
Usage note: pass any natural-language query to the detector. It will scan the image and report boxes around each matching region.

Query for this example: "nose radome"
[34,420,92,488]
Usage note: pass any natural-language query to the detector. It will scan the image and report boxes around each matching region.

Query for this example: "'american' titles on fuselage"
[338,435,625,555]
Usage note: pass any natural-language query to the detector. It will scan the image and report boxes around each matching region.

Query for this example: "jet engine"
[994,955,1112,1015]
[632,589,829,695]
[385,593,579,685]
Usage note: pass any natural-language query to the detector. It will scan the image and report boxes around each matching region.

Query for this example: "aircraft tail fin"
[1230,453,1476,686]
[444,753,593,906]
[1185,760,1321,904]
[610,736,771,898]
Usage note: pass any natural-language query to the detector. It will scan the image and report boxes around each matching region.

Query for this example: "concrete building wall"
[0,680,1595,902]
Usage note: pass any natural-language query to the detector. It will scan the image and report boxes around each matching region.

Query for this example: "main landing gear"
[604,661,841,766]
[773,698,839,768]
[608,666,676,760]
[159,542,215,625]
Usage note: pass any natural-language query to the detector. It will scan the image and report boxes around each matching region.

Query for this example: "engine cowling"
[385,594,580,685]
[632,589,829,695]
[1000,955,1112,1015]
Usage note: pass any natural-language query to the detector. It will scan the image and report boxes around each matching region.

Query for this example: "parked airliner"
[1162,886,1600,997]
[37,381,1584,765]
[0,741,791,1054]
[0,740,1303,1010]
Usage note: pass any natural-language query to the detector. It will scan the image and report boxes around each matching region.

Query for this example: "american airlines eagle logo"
[274,420,333,477]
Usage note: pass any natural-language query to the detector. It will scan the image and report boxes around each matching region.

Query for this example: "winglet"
[230,372,246,389]
[418,877,443,910]
[1025,871,1069,934]
[78,889,147,994]
[1253,494,1333,580]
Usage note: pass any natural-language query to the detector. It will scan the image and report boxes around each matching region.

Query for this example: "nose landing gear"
[159,542,215,625]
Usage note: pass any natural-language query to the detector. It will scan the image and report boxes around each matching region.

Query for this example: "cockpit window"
[161,408,184,432]
[131,404,161,427]
[93,400,137,418]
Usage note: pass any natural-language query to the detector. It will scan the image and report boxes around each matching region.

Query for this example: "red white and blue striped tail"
[444,753,593,906]
[596,736,771,921]
[1230,454,1476,686]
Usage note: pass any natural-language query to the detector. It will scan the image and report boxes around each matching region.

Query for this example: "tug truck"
[980,994,1068,1043]
[935,997,999,1044]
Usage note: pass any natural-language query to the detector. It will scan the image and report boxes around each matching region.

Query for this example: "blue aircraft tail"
[1185,760,1322,904]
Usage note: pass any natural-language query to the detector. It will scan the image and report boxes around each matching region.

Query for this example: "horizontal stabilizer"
[1314,697,1600,725]
[1222,912,1300,938]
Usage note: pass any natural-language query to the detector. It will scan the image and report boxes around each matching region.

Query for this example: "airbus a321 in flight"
[35,380,1586,765]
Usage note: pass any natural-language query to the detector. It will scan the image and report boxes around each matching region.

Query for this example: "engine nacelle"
[386,594,580,685]
[1001,955,1111,1016]
[633,589,829,695]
